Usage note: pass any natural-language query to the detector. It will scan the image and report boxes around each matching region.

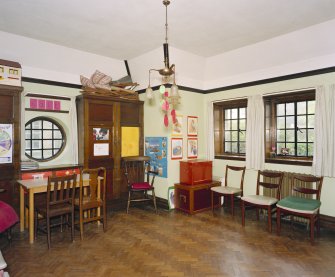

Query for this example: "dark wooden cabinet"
[0,84,23,208]
[76,93,144,200]
[174,181,221,214]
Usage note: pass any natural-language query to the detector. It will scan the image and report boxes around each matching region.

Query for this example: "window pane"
[25,141,31,150]
[231,109,238,119]
[277,104,285,116]
[239,131,246,141]
[239,142,246,154]
[32,120,42,129]
[225,109,231,120]
[240,108,246,119]
[297,129,307,142]
[308,115,314,128]
[54,131,62,139]
[308,101,315,114]
[43,130,53,139]
[308,129,314,142]
[231,142,238,153]
[286,130,295,142]
[297,101,306,115]
[26,124,31,129]
[286,143,295,155]
[286,103,294,115]
[43,140,52,149]
[43,121,53,129]
[32,150,42,159]
[54,140,62,148]
[25,130,31,139]
[239,119,246,130]
[225,142,231,152]
[277,130,285,141]
[225,120,231,130]
[277,117,285,128]
[308,143,314,156]
[297,115,306,128]
[277,143,285,155]
[43,150,53,159]
[231,120,238,130]
[32,130,42,139]
[297,143,307,156]
[231,131,238,141]
[286,116,295,129]
[32,140,42,149]
[225,131,231,141]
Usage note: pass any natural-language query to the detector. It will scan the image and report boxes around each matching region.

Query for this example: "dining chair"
[211,165,246,216]
[74,167,107,240]
[276,174,324,242]
[122,156,158,213]
[34,174,77,249]
[241,170,284,232]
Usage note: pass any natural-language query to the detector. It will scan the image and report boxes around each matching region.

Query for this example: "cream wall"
[203,72,335,217]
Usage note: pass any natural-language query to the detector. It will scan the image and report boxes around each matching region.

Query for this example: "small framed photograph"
[172,115,183,136]
[93,127,109,141]
[187,138,198,158]
[167,186,175,210]
[171,138,183,160]
[187,116,198,136]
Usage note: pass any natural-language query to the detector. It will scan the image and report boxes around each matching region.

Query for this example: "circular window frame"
[24,116,66,162]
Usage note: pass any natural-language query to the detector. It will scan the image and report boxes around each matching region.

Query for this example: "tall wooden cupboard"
[76,93,144,200]
[0,84,22,207]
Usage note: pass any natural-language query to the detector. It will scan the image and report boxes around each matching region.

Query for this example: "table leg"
[20,186,25,232]
[29,190,34,244]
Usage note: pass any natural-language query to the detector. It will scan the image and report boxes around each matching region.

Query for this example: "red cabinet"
[174,181,221,214]
[180,160,212,185]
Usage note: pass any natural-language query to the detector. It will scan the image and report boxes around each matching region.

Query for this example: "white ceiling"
[1,0,335,60]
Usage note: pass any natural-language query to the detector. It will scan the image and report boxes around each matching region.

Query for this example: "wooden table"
[17,175,99,244]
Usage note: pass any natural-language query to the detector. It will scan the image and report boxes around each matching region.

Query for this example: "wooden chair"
[35,174,77,249]
[211,165,246,216]
[74,167,107,240]
[276,175,323,242]
[123,156,158,213]
[241,170,283,232]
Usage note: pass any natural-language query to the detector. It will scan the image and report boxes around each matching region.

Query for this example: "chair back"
[257,171,284,199]
[224,165,246,191]
[292,175,323,200]
[123,156,157,187]
[47,174,77,210]
[80,167,106,204]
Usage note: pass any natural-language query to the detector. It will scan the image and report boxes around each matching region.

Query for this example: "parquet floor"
[2,205,335,277]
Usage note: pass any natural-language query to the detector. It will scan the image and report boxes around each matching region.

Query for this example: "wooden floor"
[2,204,335,277]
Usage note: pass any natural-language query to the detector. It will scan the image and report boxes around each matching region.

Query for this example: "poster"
[145,137,168,178]
[0,124,13,164]
[93,143,109,156]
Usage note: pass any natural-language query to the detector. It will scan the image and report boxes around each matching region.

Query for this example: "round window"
[25,117,66,161]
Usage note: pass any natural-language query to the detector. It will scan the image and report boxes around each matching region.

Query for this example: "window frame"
[264,90,315,166]
[214,99,248,160]
[25,116,66,162]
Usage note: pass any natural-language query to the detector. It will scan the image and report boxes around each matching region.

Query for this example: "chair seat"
[211,186,241,195]
[0,201,19,233]
[241,195,278,206]
[277,196,321,214]
[131,182,153,190]
[74,197,103,209]
[37,203,73,218]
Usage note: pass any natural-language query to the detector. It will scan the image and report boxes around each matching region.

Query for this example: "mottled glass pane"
[297,143,307,156]
[32,150,42,159]
[26,124,31,129]
[43,121,53,129]
[297,129,307,142]
[239,142,246,154]
[277,104,285,116]
[286,143,295,155]
[286,116,295,129]
[277,117,285,128]
[225,142,231,152]
[308,129,314,142]
[308,143,314,157]
[225,131,231,141]
[43,140,52,148]
[25,141,31,150]
[32,140,42,149]
[231,142,238,153]
[297,115,306,128]
[277,130,285,141]
[286,130,295,142]
[286,103,294,115]
[231,109,238,119]
[231,119,238,130]
[54,131,62,139]
[25,130,31,139]
[239,131,246,141]
[297,101,306,115]
[43,130,53,139]
[43,150,53,159]
[308,100,315,114]
[308,115,314,128]
[231,131,238,141]
[239,119,246,130]
[225,120,231,130]
[225,109,231,120]
[32,130,42,139]
[54,140,62,148]
[32,120,42,129]
[240,108,246,119]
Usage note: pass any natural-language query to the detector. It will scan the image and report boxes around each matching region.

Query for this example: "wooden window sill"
[215,155,245,161]
[265,158,312,166]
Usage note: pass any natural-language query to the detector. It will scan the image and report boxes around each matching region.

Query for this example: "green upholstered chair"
[276,175,324,242]
[241,170,283,232]
[211,165,246,216]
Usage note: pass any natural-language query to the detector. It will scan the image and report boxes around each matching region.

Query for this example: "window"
[25,117,66,161]
[214,99,247,159]
[264,90,315,164]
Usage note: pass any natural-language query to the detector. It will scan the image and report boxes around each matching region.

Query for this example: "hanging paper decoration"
[160,86,181,127]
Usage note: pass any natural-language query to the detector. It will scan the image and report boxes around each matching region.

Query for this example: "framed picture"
[187,138,198,158]
[187,116,198,136]
[167,186,175,210]
[172,115,183,136]
[171,138,183,160]
[93,127,109,141]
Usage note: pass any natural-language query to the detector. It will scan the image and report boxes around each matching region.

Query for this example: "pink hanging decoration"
[162,100,169,111]
[164,114,169,127]
[164,91,169,97]
[171,109,177,124]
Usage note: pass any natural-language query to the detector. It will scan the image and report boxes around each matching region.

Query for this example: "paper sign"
[93,143,109,156]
